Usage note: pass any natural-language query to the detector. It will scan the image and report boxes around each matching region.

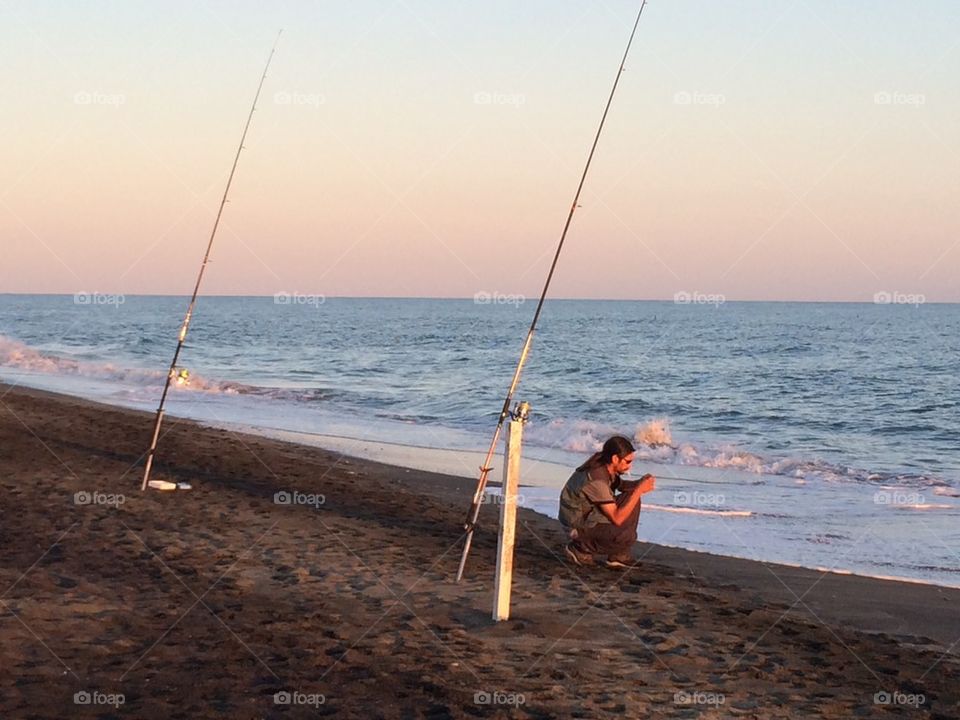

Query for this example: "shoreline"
[1,382,958,717]
[6,373,956,592]
[6,381,960,637]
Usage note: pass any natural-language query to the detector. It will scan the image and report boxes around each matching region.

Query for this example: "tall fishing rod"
[455,2,649,581]
[141,31,282,491]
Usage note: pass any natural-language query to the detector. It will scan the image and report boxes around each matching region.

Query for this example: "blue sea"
[2,295,958,587]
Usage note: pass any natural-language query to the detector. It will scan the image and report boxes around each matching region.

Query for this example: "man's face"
[613,452,635,475]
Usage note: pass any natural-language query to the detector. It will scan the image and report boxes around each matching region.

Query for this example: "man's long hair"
[577,435,636,472]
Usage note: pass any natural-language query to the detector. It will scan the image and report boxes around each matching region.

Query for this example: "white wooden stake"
[493,406,526,621]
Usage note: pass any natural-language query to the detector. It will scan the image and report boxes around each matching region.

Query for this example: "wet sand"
[0,383,958,718]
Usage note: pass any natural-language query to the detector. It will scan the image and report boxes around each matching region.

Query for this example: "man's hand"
[619,474,656,494]
[636,474,656,494]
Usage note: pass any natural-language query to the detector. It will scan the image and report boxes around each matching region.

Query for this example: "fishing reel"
[512,401,530,423]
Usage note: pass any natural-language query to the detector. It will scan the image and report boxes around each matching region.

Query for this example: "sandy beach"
[1,383,958,719]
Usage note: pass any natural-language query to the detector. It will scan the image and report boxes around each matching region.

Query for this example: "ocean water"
[2,295,958,587]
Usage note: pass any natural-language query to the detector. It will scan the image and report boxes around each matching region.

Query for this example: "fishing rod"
[455,2,649,581]
[141,31,282,491]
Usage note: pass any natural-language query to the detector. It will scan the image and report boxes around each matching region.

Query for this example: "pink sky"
[2,1,958,302]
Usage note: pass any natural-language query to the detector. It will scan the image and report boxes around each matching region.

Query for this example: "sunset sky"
[2,1,958,301]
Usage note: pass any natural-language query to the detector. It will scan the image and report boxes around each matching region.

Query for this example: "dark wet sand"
[1,383,958,718]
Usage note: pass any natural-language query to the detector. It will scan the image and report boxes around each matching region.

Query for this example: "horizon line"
[2,292,957,305]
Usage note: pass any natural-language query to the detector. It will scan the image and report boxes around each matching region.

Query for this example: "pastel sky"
[2,1,958,301]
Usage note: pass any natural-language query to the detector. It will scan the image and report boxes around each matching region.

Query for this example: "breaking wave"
[524,415,950,489]
[0,334,330,401]
[1,333,954,491]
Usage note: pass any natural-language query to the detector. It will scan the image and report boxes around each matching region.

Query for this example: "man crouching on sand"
[558,435,656,569]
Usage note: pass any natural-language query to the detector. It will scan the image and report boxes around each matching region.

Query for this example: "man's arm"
[596,475,656,526]
[616,473,654,494]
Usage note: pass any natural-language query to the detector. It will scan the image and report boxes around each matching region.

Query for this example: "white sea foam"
[1,334,252,396]
[530,414,956,489]
[1,333,953,493]
[933,486,960,498]
[635,417,673,447]
[1,335,81,373]
[526,418,617,454]
[892,504,953,511]
[645,503,752,518]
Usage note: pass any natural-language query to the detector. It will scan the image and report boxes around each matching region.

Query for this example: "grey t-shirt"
[558,465,618,530]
